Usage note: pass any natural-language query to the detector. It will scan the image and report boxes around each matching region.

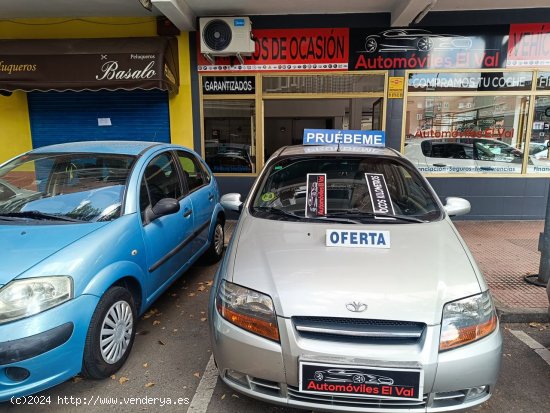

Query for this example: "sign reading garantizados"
[202,76,255,94]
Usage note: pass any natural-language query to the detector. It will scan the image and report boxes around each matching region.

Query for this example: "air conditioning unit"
[199,17,255,64]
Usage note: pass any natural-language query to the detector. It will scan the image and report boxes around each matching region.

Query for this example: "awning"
[0,37,179,93]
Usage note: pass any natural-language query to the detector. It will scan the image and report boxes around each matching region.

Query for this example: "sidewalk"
[455,220,549,323]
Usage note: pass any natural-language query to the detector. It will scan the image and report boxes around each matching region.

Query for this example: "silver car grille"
[287,385,428,409]
[292,317,425,344]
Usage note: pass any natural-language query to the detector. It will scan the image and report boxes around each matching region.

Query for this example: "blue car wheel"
[204,220,225,264]
[81,286,137,379]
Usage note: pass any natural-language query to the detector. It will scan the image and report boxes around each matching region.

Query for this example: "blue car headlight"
[0,276,73,324]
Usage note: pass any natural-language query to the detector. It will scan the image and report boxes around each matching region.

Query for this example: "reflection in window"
[404,95,529,174]
[528,96,550,174]
[0,153,134,221]
[203,100,255,174]
[177,151,207,191]
[143,153,182,207]
[262,74,385,94]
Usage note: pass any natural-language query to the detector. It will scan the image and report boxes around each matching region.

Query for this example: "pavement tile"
[455,220,548,313]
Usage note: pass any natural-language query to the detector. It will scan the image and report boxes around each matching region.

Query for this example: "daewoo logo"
[346,301,368,313]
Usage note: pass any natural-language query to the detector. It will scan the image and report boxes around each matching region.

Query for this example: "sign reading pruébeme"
[303,129,385,146]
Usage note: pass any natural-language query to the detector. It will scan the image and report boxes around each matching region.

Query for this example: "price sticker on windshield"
[365,173,395,215]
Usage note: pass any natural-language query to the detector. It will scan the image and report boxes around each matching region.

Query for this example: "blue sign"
[234,18,245,27]
[303,129,385,146]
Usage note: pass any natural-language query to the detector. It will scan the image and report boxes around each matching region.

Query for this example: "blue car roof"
[30,141,165,156]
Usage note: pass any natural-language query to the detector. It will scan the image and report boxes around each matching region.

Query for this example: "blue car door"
[140,151,194,298]
[176,150,215,255]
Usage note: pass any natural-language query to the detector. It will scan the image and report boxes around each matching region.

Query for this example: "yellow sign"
[388,76,404,99]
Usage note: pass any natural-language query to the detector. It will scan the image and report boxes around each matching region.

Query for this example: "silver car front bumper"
[210,310,502,412]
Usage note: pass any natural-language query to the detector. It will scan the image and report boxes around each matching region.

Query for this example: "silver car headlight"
[0,276,73,324]
[440,291,497,351]
[216,280,279,342]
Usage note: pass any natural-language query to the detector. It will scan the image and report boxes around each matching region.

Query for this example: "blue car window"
[143,152,183,207]
[176,151,206,192]
[0,153,135,222]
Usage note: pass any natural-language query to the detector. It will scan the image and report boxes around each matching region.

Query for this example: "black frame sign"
[365,173,395,215]
[202,76,255,95]
[305,173,327,217]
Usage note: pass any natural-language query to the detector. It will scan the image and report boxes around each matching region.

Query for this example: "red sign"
[198,28,348,72]
[508,23,550,67]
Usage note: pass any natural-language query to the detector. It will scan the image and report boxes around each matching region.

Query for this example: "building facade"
[191,10,550,219]
[0,17,194,161]
[2,8,550,220]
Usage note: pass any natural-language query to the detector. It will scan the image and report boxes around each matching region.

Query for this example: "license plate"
[299,362,423,401]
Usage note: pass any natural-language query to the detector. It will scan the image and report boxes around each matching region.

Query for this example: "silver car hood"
[229,213,482,325]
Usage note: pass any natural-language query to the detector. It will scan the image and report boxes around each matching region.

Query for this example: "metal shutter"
[28,90,170,148]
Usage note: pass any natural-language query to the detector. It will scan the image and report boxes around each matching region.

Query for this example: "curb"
[495,302,549,323]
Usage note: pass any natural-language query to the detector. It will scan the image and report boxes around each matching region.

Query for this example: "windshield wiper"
[326,211,427,223]
[254,207,360,224]
[254,206,301,219]
[302,215,362,224]
[0,211,82,222]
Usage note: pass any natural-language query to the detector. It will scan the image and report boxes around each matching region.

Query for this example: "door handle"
[433,163,447,167]
[208,193,214,201]
[183,209,192,218]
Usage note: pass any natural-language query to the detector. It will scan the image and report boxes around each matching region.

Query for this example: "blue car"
[0,141,225,400]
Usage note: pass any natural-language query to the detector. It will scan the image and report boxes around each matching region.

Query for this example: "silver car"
[209,145,502,412]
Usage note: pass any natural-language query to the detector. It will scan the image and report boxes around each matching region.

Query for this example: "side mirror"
[145,198,180,223]
[444,197,470,217]
[221,193,243,213]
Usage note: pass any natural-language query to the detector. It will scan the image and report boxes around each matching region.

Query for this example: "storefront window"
[201,73,386,175]
[404,94,530,174]
[537,72,550,91]
[203,100,256,174]
[528,95,550,173]
[262,74,385,94]
[264,98,383,159]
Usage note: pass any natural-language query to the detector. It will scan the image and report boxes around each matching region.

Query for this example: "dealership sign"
[305,173,327,218]
[507,23,550,67]
[349,27,507,70]
[197,24,550,72]
[197,28,348,72]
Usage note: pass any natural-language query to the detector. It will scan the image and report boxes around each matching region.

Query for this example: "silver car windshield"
[251,156,442,223]
[0,153,135,223]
